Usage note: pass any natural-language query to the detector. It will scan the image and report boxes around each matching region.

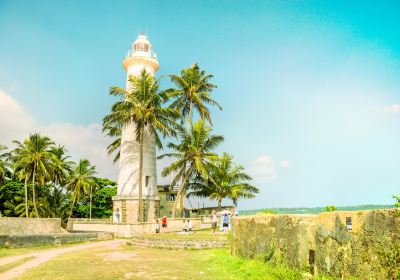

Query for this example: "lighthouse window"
[145,176,151,187]
[134,42,149,51]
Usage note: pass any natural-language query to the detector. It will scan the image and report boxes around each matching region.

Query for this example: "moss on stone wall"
[232,210,400,279]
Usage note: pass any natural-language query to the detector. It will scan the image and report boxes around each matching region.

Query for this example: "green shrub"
[261,209,278,215]
[325,205,337,212]
[378,242,400,279]
[393,195,400,217]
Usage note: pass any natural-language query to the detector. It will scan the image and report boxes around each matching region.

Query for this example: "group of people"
[154,210,237,235]
[211,210,236,235]
[155,216,168,233]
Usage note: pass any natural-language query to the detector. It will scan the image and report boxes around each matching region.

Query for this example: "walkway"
[0,239,124,280]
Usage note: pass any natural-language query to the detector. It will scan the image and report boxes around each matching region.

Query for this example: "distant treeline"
[239,204,394,216]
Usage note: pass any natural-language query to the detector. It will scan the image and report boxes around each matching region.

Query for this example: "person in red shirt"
[161,216,167,231]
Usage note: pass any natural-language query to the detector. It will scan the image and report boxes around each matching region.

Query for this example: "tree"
[50,146,74,187]
[188,152,258,210]
[73,178,117,219]
[12,133,55,218]
[0,145,10,184]
[168,63,221,126]
[66,159,97,220]
[159,119,224,216]
[393,195,400,217]
[103,123,121,164]
[325,205,337,212]
[103,69,179,222]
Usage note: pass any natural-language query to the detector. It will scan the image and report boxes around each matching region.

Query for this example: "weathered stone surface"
[129,236,228,250]
[0,232,113,248]
[232,210,400,279]
[0,217,66,235]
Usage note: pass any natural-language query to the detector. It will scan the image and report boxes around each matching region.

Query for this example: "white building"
[112,33,160,223]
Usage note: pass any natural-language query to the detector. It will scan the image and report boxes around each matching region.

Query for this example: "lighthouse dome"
[132,33,152,52]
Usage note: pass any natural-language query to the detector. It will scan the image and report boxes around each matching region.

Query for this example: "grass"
[0,256,35,273]
[0,242,92,258]
[12,241,328,280]
[141,229,227,241]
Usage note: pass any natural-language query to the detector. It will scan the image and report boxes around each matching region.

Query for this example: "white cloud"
[280,160,290,168]
[250,154,278,181]
[0,90,178,183]
[381,104,400,112]
[0,90,117,179]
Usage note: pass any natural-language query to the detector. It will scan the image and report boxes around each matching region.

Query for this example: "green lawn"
[12,241,337,280]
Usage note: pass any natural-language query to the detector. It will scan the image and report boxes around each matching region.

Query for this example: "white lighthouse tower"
[112,33,160,223]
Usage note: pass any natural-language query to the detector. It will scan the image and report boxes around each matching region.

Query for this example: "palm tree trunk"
[24,176,29,218]
[32,166,40,218]
[179,193,184,218]
[89,185,92,220]
[173,174,186,218]
[68,194,77,220]
[218,199,222,211]
[188,101,193,127]
[138,127,144,223]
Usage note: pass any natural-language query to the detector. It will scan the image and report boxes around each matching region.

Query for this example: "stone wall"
[0,217,66,235]
[231,210,400,279]
[0,232,113,248]
[130,236,228,249]
[68,217,211,238]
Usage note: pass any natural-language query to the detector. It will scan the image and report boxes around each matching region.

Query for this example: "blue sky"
[1,0,400,209]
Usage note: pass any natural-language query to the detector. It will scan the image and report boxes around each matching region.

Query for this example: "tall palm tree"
[158,119,224,217]
[0,145,10,184]
[12,133,55,218]
[49,146,74,215]
[50,146,74,187]
[188,152,259,210]
[103,69,180,222]
[67,159,97,220]
[169,63,221,126]
[103,123,121,164]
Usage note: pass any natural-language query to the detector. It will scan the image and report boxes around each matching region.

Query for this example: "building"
[112,33,160,223]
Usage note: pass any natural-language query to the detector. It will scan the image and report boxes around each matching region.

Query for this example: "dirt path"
[0,239,125,280]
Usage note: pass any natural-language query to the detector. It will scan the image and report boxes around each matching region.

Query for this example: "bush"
[393,195,400,217]
[325,205,337,212]
[261,209,278,215]
[378,242,400,279]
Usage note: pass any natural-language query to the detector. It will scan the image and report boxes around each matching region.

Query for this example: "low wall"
[0,232,114,248]
[0,217,66,235]
[232,210,400,279]
[130,236,228,249]
[68,217,211,238]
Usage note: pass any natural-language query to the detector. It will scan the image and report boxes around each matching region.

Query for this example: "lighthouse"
[112,33,160,223]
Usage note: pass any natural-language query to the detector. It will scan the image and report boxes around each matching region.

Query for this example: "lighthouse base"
[112,196,160,223]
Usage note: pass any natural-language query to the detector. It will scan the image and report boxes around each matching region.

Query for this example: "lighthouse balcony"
[126,49,157,59]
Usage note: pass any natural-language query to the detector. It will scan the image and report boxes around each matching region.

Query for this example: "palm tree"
[158,119,224,217]
[103,123,121,164]
[0,145,10,184]
[12,133,55,218]
[49,146,74,214]
[103,69,180,222]
[66,159,97,220]
[188,152,259,210]
[169,63,221,126]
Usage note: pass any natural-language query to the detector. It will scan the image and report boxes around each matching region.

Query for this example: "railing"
[126,49,157,59]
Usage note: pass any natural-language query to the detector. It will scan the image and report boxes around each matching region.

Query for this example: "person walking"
[211,210,218,236]
[222,213,230,233]
[161,216,167,231]
[187,220,193,232]
[155,219,160,233]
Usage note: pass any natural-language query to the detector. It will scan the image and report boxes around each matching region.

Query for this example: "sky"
[1,0,400,210]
